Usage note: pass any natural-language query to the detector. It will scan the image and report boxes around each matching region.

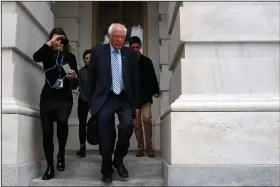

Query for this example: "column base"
[160,94,280,186]
[2,161,42,186]
[2,98,45,185]
[163,161,280,186]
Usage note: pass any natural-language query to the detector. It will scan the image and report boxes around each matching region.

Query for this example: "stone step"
[30,176,164,186]
[40,151,162,178]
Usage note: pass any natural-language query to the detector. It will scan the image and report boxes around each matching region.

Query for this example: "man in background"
[129,36,159,158]
[76,49,91,157]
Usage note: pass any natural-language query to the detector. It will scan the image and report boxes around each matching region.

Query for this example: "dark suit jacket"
[86,43,140,116]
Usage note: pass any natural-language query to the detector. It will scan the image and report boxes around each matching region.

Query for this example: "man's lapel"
[105,44,112,79]
[121,47,128,76]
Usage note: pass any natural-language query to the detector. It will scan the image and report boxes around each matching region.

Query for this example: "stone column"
[161,2,280,186]
[146,2,162,151]
[155,2,172,150]
[1,2,54,185]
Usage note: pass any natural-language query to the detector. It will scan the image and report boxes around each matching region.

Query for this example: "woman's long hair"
[49,27,72,54]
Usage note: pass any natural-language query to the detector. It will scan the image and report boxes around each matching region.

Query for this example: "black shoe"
[101,174,112,183]
[56,154,65,172]
[76,144,86,157]
[113,162,129,179]
[42,165,54,180]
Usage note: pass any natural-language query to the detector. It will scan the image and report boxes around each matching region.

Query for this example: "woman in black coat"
[33,28,79,180]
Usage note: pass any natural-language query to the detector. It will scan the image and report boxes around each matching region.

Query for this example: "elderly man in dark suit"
[86,23,140,183]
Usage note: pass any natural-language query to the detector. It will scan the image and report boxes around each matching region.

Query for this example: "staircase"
[30,150,164,186]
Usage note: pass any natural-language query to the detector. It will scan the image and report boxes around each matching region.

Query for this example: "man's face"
[84,53,91,65]
[108,26,126,49]
[130,43,141,55]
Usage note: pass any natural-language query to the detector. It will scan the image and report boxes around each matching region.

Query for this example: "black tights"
[40,100,72,166]
[41,115,69,166]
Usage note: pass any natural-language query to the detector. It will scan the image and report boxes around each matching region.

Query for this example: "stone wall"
[154,2,173,151]
[2,2,54,185]
[146,2,161,151]
[161,2,280,186]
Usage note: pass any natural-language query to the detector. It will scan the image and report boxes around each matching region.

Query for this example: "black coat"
[138,54,159,106]
[33,44,79,101]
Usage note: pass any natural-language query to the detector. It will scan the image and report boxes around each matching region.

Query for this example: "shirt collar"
[138,53,142,59]
[110,43,121,54]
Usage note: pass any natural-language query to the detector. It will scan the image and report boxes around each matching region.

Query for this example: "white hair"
[108,23,127,36]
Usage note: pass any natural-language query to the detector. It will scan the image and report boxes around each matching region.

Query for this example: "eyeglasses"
[110,35,126,40]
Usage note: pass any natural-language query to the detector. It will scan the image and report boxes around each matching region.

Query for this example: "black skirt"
[40,99,73,122]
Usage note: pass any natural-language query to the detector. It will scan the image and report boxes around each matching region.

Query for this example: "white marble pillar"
[155,2,172,151]
[146,2,162,151]
[1,2,54,185]
[161,2,280,186]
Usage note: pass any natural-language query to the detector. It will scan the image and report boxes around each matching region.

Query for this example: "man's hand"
[135,108,140,120]
[153,94,159,98]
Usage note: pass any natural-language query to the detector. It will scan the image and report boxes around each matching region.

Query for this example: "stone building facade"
[2,1,279,186]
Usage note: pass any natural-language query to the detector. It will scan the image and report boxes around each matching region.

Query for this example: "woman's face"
[52,34,63,51]
[84,53,91,65]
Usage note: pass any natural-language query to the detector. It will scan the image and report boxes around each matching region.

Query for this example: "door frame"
[91,2,148,56]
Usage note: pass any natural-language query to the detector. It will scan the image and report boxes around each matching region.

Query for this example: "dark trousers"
[97,91,133,175]
[40,100,73,166]
[77,97,89,145]
[99,117,117,155]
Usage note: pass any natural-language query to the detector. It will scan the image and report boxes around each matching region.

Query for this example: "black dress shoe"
[113,162,129,179]
[42,166,54,180]
[76,144,86,157]
[101,174,112,183]
[56,154,65,172]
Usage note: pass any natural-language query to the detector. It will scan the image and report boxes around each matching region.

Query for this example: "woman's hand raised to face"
[46,35,65,51]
